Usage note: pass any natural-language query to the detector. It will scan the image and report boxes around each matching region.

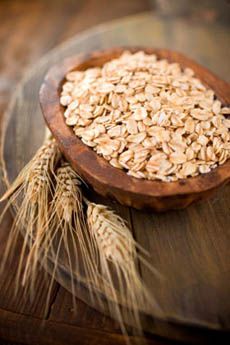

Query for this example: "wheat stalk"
[0,136,61,294]
[21,161,80,310]
[85,201,162,335]
[29,161,109,312]
[1,132,160,336]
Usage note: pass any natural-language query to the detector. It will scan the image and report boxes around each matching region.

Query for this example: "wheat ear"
[0,131,160,335]
[0,137,61,294]
[32,161,109,312]
[85,201,162,334]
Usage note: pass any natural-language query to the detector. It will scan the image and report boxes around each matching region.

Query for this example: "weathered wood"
[48,286,122,333]
[0,308,164,345]
[1,6,230,345]
[131,186,230,326]
[40,47,230,211]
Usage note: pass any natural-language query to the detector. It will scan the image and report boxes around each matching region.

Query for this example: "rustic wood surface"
[0,1,230,345]
[40,47,230,211]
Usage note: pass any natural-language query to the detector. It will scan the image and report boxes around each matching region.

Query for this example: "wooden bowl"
[39,47,230,211]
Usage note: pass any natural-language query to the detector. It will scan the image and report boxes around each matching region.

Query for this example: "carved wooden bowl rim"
[39,47,230,205]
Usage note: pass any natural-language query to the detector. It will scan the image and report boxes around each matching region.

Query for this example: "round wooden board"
[1,13,230,344]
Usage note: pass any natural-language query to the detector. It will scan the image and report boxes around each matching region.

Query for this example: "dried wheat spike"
[53,162,83,221]
[86,201,162,334]
[31,161,104,313]
[1,137,59,202]
[23,161,83,310]
[0,137,61,294]
[86,203,135,264]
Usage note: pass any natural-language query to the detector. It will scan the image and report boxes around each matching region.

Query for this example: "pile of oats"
[60,51,230,181]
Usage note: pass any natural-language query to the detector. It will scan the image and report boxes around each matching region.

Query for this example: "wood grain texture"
[0,308,165,345]
[40,47,230,211]
[1,3,230,345]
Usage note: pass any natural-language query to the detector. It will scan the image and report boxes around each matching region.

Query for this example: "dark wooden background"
[0,1,229,345]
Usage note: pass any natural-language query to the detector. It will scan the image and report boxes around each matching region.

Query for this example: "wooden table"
[0,1,229,344]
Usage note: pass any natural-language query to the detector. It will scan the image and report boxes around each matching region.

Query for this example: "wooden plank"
[0,308,165,345]
[1,307,229,345]
[131,185,230,326]
[48,286,121,332]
